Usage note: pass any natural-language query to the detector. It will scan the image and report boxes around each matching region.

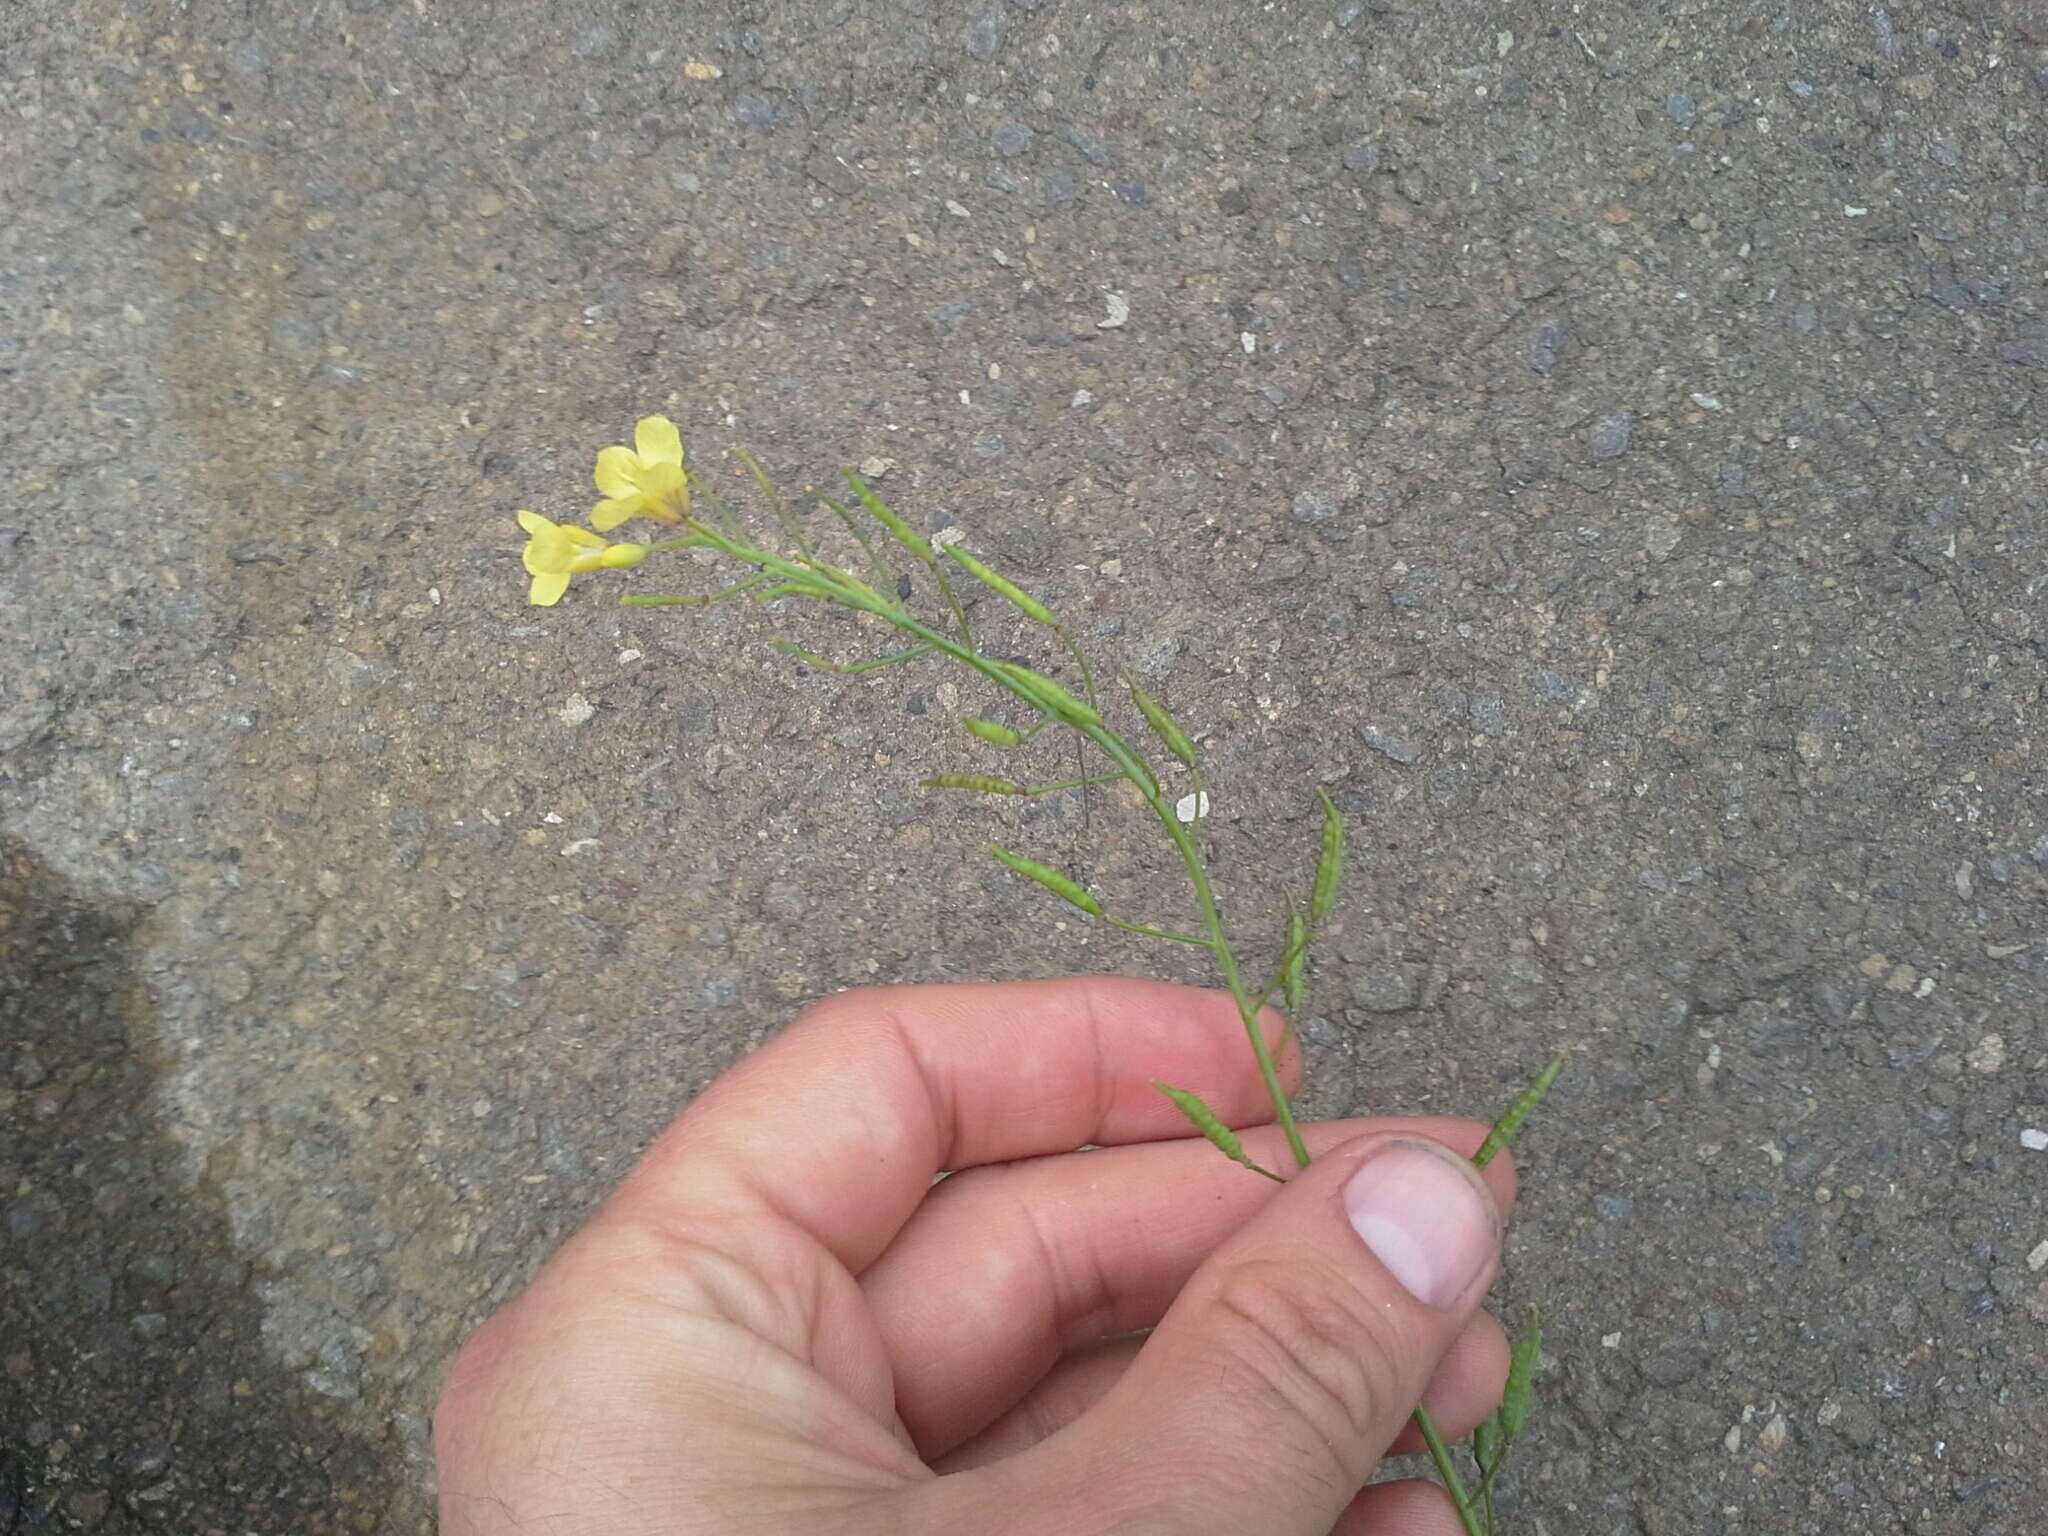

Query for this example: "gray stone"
[1342,145,1380,174]
[962,8,1005,59]
[1664,93,1697,126]
[1361,725,1421,764]
[1348,966,1418,1013]
[1291,489,1338,524]
[1527,319,1568,375]
[1590,411,1635,460]
[993,122,1034,158]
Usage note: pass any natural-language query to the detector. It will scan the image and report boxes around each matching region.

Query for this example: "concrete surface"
[4,0,2046,1531]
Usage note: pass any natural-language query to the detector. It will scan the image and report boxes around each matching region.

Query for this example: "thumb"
[1012,1134,1501,1536]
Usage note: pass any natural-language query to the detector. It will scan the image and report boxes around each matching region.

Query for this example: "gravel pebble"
[1361,725,1420,764]
[1590,411,1635,461]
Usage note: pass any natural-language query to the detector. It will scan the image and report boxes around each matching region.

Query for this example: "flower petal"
[524,531,573,575]
[634,415,684,468]
[634,460,686,503]
[528,570,571,606]
[561,524,608,548]
[516,509,551,536]
[595,445,642,499]
[589,495,641,532]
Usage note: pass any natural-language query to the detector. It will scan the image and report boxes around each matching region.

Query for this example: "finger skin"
[1330,1479,1473,1536]
[933,1310,1508,1473]
[868,1116,1516,1456]
[602,977,1300,1273]
[910,1135,1504,1536]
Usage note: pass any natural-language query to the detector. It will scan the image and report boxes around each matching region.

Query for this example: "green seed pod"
[1310,788,1344,924]
[1154,1082,1280,1181]
[922,774,1022,796]
[945,547,1057,626]
[990,846,1102,916]
[1125,676,1196,768]
[1283,906,1308,1016]
[964,717,1025,748]
[1472,1053,1565,1169]
[1472,1412,1503,1474]
[992,661,1102,728]
[1501,1309,1542,1438]
[844,471,933,563]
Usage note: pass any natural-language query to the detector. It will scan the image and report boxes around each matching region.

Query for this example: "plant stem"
[680,516,1313,1169]
[1414,1404,1486,1536]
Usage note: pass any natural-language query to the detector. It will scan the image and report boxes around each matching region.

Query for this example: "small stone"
[1884,962,1917,993]
[557,693,595,727]
[1665,93,1698,126]
[1967,1034,2006,1073]
[66,1489,110,1527]
[1361,725,1420,765]
[130,1313,169,1340]
[2027,1240,2048,1273]
[2021,1129,2048,1152]
[1954,863,1973,898]
[1590,411,1634,461]
[683,59,723,81]
[1291,489,1338,524]
[1174,791,1210,823]
[993,121,1033,157]
[1723,1423,1742,1455]
[1348,966,1417,1013]
[1645,515,1682,561]
[1112,181,1147,206]
[475,191,505,218]
[1594,1194,1634,1222]
[962,7,1004,59]
[1527,319,1568,376]
[1098,291,1129,329]
[1342,144,1380,174]
[1795,729,1824,763]
[1758,1414,1789,1452]
[733,94,779,126]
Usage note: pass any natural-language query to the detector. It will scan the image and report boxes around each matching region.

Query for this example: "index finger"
[604,976,1300,1274]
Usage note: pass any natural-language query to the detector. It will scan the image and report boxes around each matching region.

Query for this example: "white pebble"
[560,838,600,857]
[1098,291,1129,329]
[1601,1331,1622,1348]
[1240,330,1256,354]
[945,198,970,218]
[556,693,595,727]
[617,648,642,664]
[428,586,442,605]
[2022,1129,2048,1152]
[2027,1240,2048,1273]
[1175,791,1210,823]
[1071,389,1094,407]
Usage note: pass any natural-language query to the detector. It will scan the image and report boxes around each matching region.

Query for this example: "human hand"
[433,978,1514,1535]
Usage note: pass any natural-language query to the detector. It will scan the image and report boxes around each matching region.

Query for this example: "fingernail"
[1343,1140,1499,1308]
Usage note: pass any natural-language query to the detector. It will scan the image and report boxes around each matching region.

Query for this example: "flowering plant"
[517,415,1561,1534]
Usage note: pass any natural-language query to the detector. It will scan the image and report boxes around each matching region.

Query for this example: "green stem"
[1414,1405,1486,1536]
[1103,915,1215,947]
[674,518,1312,1170]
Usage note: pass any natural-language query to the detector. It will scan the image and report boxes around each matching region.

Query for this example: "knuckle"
[1202,1256,1410,1478]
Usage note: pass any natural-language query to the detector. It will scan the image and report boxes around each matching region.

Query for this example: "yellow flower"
[518,511,647,606]
[591,415,690,531]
